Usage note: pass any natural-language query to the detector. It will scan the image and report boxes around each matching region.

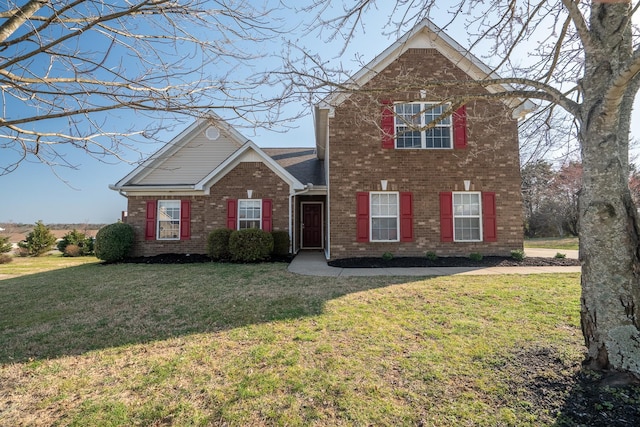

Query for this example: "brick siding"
[126,162,290,257]
[328,48,524,259]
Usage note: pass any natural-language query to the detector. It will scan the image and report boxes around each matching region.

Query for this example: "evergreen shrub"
[207,228,233,260]
[95,223,135,262]
[229,229,274,262]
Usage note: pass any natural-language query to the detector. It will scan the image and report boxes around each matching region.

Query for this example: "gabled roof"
[195,141,306,192]
[314,18,536,158]
[110,114,307,193]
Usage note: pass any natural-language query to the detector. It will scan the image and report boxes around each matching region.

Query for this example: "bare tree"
[0,0,286,174]
[289,0,640,379]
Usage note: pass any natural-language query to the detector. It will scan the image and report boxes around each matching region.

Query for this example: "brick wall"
[328,48,524,259]
[126,162,291,257]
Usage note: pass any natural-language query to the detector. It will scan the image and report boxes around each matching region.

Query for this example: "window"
[238,199,262,229]
[395,102,452,149]
[453,192,481,241]
[157,200,181,240]
[370,192,399,241]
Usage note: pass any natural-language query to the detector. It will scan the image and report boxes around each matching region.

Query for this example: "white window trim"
[452,191,483,242]
[238,199,262,230]
[157,200,181,241]
[369,191,400,243]
[395,102,453,150]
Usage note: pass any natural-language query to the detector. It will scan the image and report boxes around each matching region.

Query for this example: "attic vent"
[205,126,220,141]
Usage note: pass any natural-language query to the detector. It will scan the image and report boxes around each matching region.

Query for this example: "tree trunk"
[579,1,640,376]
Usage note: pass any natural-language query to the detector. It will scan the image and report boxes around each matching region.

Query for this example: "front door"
[302,203,323,248]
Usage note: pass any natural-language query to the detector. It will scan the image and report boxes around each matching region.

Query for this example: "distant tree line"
[522,160,640,238]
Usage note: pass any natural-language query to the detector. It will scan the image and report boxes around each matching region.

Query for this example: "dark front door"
[302,203,322,248]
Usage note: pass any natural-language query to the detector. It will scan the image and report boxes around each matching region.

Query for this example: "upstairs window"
[395,102,452,149]
[238,199,262,229]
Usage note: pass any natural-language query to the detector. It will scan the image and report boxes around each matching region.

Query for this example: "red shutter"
[145,200,157,240]
[180,200,191,240]
[400,192,413,242]
[262,199,273,232]
[453,105,467,149]
[356,192,370,242]
[482,192,498,242]
[226,199,237,230]
[439,192,454,242]
[381,100,395,149]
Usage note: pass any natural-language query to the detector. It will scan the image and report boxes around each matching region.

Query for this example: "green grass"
[0,259,583,426]
[524,236,579,250]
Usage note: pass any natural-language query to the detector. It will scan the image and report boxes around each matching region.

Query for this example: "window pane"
[372,218,398,241]
[455,218,480,241]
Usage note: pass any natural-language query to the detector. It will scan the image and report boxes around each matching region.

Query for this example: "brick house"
[111,19,531,259]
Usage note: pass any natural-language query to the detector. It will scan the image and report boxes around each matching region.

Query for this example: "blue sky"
[2,2,640,224]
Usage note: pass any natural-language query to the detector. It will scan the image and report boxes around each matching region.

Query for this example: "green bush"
[0,235,12,254]
[57,229,94,256]
[18,221,56,256]
[510,249,525,261]
[95,223,135,262]
[555,252,567,259]
[382,251,394,261]
[271,231,290,256]
[229,229,274,262]
[469,252,483,261]
[424,251,438,261]
[0,253,12,264]
[207,228,233,260]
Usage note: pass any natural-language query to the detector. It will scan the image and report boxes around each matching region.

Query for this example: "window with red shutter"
[145,200,157,240]
[400,192,413,242]
[262,199,273,232]
[180,200,191,240]
[453,105,468,149]
[439,192,454,242]
[356,192,370,242]
[381,100,395,149]
[482,192,497,242]
[226,199,237,230]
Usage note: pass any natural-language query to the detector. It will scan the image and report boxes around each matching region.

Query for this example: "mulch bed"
[114,253,580,267]
[328,255,580,268]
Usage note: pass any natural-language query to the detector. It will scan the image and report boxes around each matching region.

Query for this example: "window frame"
[394,102,453,150]
[452,191,483,242]
[369,191,400,242]
[238,199,262,230]
[156,200,181,241]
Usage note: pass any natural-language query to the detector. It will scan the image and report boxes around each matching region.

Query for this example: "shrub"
[0,235,12,254]
[271,231,290,256]
[64,244,82,257]
[228,228,274,262]
[382,251,394,261]
[510,249,526,261]
[469,252,483,261]
[18,221,56,256]
[0,253,12,264]
[555,252,567,259]
[57,229,94,256]
[95,223,135,262]
[14,247,28,257]
[207,228,233,260]
[424,251,438,261]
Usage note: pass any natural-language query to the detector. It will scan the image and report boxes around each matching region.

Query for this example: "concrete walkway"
[287,250,581,277]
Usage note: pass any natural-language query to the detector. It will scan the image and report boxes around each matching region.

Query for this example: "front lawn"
[0,260,634,425]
